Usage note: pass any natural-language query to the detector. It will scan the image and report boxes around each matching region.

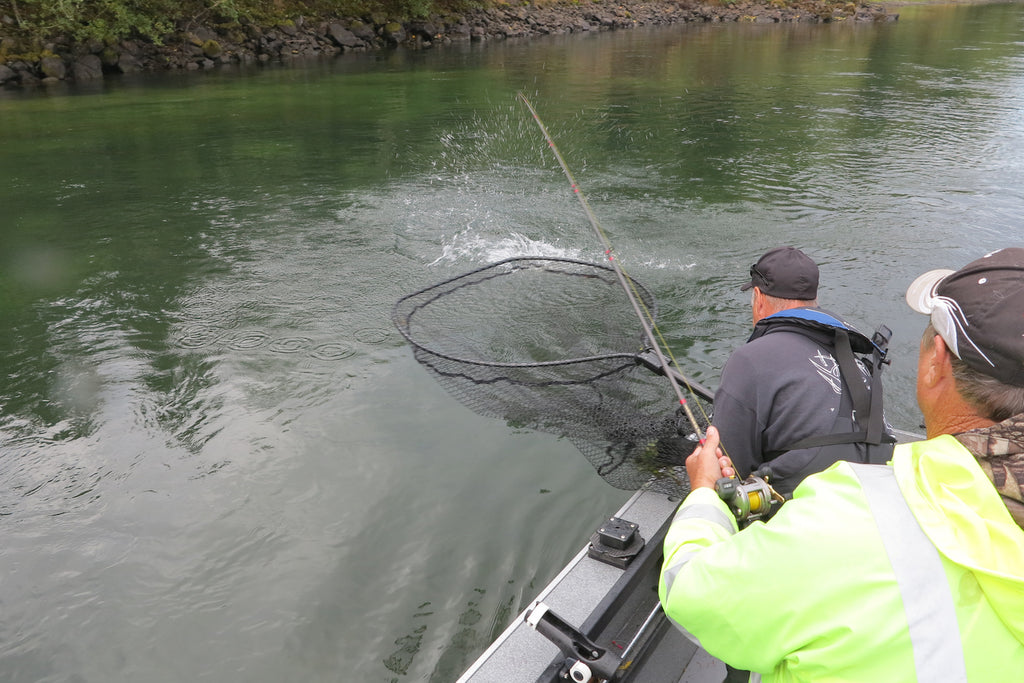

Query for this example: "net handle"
[518,94,706,439]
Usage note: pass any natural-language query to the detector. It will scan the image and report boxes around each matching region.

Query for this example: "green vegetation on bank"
[1,0,482,46]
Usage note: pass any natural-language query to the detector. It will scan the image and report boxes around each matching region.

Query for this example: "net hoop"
[391,256,657,369]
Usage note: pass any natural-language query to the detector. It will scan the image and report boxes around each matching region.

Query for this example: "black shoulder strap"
[835,329,872,435]
[782,429,897,452]
[770,321,893,453]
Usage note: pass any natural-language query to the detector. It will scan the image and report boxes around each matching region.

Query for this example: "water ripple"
[309,342,356,361]
[353,327,392,345]
[221,331,271,350]
[177,325,223,349]
[267,336,314,353]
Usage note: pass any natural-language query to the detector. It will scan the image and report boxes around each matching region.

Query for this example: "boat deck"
[457,487,726,683]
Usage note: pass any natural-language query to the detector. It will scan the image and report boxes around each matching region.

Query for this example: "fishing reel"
[715,469,783,524]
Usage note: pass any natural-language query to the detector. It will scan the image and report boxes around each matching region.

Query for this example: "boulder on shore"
[71,54,103,81]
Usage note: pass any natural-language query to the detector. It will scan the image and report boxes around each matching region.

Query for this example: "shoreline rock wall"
[0,0,894,89]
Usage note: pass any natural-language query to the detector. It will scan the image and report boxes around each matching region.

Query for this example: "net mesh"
[392,257,710,497]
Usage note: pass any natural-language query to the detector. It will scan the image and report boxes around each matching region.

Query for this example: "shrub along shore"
[0,0,895,88]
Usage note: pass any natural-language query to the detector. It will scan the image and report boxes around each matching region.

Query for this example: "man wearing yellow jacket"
[660,248,1024,682]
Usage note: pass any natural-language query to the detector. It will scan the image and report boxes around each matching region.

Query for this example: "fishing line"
[517,92,711,443]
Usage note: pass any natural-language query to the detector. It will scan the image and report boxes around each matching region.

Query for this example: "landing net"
[392,257,709,497]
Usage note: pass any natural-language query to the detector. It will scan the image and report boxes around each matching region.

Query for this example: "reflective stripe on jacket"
[659,436,1024,682]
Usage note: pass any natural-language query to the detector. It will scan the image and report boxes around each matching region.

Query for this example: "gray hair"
[924,323,1024,422]
[756,290,818,315]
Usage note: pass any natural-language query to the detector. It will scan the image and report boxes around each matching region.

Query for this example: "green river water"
[2,3,1023,680]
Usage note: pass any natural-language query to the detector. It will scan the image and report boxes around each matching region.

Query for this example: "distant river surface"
[2,3,1023,680]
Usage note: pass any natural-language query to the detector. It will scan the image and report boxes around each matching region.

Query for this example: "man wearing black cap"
[712,246,894,497]
[905,248,1024,527]
[660,248,1024,681]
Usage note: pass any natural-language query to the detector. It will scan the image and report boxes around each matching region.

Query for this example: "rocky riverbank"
[0,0,895,89]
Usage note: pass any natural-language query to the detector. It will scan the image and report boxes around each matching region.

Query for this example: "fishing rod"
[517,92,707,442]
[512,101,771,682]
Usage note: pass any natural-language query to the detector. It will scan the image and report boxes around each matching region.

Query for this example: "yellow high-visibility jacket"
[659,435,1024,682]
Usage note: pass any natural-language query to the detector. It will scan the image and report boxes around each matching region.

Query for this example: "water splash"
[429,229,584,266]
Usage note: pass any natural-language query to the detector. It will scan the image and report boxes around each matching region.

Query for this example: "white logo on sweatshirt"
[810,350,843,394]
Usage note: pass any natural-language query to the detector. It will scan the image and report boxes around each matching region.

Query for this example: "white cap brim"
[906,269,955,314]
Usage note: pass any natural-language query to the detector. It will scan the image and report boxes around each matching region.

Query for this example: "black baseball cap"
[906,247,1024,387]
[740,246,819,300]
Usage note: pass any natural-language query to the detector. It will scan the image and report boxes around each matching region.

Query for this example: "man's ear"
[923,333,953,387]
[751,287,765,324]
